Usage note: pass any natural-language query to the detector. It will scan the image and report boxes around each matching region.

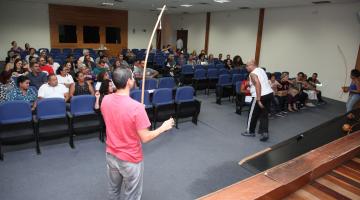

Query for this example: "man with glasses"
[101,68,174,200]
[133,59,159,79]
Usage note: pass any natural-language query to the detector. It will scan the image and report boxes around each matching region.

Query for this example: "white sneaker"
[306,102,316,107]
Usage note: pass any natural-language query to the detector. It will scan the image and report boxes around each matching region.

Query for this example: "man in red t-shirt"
[101,68,174,200]
[39,56,54,75]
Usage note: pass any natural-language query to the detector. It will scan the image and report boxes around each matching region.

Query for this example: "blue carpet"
[0,94,345,200]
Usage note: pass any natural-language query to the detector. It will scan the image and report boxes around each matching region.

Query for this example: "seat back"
[216,64,225,69]
[207,64,216,70]
[130,89,152,107]
[0,101,32,124]
[181,65,194,75]
[236,81,242,94]
[139,79,158,90]
[194,64,204,71]
[70,95,96,116]
[207,68,219,79]
[175,86,194,103]
[274,72,282,80]
[219,68,229,75]
[194,69,206,79]
[152,88,173,106]
[158,77,175,89]
[232,74,242,85]
[36,98,66,120]
[230,68,241,75]
[218,74,231,85]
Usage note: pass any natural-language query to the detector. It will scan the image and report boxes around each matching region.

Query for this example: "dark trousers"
[247,93,273,134]
[317,91,324,102]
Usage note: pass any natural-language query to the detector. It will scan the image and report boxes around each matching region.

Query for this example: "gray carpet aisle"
[0,93,345,200]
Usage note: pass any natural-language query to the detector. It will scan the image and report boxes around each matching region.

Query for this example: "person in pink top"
[101,67,174,200]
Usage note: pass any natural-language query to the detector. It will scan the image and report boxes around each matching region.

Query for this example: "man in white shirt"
[242,59,273,142]
[176,38,183,51]
[38,74,70,102]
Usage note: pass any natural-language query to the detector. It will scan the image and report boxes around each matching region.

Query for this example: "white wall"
[127,11,157,49]
[168,13,207,54]
[0,0,50,60]
[260,2,360,101]
[208,9,259,61]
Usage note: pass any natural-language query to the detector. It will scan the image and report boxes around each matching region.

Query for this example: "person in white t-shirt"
[241,59,273,142]
[176,38,183,51]
[38,74,70,102]
[56,63,74,88]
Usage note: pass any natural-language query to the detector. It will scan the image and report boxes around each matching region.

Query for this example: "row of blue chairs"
[130,86,201,129]
[0,95,101,160]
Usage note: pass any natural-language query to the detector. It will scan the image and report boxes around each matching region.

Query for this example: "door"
[176,30,188,52]
[156,29,162,50]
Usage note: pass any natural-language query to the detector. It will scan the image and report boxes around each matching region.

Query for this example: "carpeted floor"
[0,93,345,200]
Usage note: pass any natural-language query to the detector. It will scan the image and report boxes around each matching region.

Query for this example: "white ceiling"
[17,0,360,13]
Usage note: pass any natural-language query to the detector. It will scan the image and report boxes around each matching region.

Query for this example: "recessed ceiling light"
[101,2,114,6]
[214,0,231,3]
[199,2,209,5]
[238,7,250,9]
[180,4,192,7]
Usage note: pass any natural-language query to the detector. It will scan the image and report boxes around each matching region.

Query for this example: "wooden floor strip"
[323,174,360,196]
[312,181,351,200]
[344,160,360,171]
[329,171,360,189]
[302,184,336,200]
[316,177,360,199]
[353,157,360,164]
[334,166,360,183]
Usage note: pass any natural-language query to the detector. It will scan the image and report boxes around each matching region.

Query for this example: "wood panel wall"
[48,4,128,57]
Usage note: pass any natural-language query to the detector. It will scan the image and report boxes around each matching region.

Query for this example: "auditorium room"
[0,0,360,199]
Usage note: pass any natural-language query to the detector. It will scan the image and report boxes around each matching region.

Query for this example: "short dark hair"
[48,74,57,80]
[351,69,360,78]
[112,68,133,89]
[17,75,30,87]
[30,61,39,68]
[313,73,318,76]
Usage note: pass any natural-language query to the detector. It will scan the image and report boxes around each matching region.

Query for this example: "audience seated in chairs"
[79,49,94,63]
[12,58,29,77]
[5,76,37,110]
[38,74,70,102]
[69,72,95,98]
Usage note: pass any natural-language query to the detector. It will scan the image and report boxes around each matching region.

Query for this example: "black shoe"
[259,133,269,142]
[241,131,255,137]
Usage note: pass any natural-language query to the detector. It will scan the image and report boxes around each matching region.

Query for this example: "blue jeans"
[106,153,144,200]
[346,94,360,112]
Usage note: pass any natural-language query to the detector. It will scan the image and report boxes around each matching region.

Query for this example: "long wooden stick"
[141,5,166,104]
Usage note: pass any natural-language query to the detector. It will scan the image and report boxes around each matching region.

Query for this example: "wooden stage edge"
[198,131,360,200]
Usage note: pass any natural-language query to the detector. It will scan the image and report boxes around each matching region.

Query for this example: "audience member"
[27,62,48,90]
[84,54,96,70]
[25,48,38,63]
[133,60,159,79]
[269,74,285,117]
[48,56,60,73]
[24,43,31,54]
[344,69,360,112]
[307,73,325,104]
[0,69,16,103]
[56,64,74,88]
[94,79,114,110]
[6,76,37,110]
[69,72,95,97]
[224,54,233,69]
[39,56,54,75]
[233,55,244,68]
[79,49,94,63]
[93,60,108,76]
[12,58,29,77]
[218,53,223,63]
[208,54,215,65]
[197,53,208,65]
[38,74,69,101]
[10,41,23,54]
